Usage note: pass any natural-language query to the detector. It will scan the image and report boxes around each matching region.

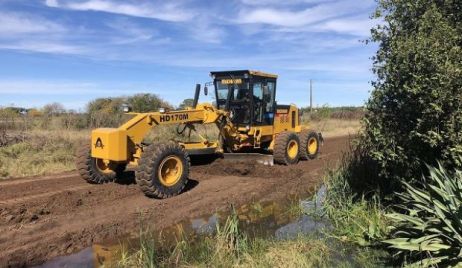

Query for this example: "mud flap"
[223,153,274,166]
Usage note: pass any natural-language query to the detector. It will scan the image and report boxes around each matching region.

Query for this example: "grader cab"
[76,70,322,199]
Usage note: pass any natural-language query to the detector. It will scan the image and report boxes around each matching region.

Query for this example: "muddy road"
[0,136,351,267]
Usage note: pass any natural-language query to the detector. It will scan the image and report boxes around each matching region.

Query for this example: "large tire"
[299,130,320,160]
[135,142,190,199]
[75,143,126,184]
[273,131,300,165]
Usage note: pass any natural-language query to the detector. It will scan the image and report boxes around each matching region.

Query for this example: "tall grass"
[116,206,388,267]
[323,166,389,247]
[0,130,89,178]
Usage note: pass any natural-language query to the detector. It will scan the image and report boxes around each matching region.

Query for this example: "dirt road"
[0,136,351,267]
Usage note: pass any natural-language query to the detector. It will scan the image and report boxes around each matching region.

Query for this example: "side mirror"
[204,86,208,96]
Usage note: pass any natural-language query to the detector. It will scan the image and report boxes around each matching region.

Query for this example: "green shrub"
[356,0,462,195]
[384,163,462,267]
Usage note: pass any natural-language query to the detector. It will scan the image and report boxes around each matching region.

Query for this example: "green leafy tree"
[87,97,124,128]
[86,94,172,127]
[355,1,462,194]
[127,93,172,113]
[178,98,194,109]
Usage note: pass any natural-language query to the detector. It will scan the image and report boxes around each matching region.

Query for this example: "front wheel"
[135,142,190,199]
[75,143,126,184]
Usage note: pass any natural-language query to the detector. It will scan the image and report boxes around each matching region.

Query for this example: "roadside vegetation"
[4,0,461,265]
[115,0,462,266]
[323,0,462,266]
[0,95,361,178]
[116,210,387,268]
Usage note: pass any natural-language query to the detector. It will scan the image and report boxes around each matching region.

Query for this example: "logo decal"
[221,78,242,85]
[94,138,104,149]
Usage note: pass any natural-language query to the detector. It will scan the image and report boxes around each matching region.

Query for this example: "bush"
[87,94,172,128]
[127,93,172,113]
[353,1,462,195]
[384,163,462,267]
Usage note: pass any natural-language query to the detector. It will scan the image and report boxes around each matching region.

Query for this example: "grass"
[0,129,88,178]
[0,118,359,179]
[115,202,388,268]
[308,119,361,138]
[113,162,392,268]
[323,167,389,247]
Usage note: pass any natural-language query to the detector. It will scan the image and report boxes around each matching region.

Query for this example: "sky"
[0,0,379,111]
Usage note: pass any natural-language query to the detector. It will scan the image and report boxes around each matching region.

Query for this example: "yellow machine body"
[91,103,303,164]
[79,70,322,199]
[91,103,222,164]
[90,70,310,167]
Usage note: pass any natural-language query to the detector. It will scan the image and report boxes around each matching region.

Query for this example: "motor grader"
[76,70,322,199]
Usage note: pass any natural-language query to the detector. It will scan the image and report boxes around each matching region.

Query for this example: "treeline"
[0,93,172,130]
[1,94,363,131]
[301,106,365,121]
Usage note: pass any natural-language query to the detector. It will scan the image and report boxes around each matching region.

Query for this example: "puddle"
[38,186,329,268]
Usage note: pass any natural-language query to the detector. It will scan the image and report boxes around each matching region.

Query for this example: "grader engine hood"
[91,128,128,161]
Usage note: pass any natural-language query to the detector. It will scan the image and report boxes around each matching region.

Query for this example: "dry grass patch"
[0,130,89,178]
[309,119,361,138]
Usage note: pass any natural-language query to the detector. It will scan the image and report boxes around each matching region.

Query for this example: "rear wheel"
[273,131,300,165]
[299,130,320,160]
[136,142,190,199]
[75,143,126,184]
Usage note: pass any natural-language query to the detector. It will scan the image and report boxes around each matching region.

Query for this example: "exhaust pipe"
[192,84,201,108]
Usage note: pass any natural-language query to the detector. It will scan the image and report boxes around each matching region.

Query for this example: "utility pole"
[310,79,313,114]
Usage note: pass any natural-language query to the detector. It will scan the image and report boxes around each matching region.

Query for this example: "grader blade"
[223,153,274,166]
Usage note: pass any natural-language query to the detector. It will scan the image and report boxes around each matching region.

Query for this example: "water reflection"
[39,188,329,268]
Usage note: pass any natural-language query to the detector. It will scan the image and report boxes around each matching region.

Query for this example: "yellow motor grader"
[76,70,322,199]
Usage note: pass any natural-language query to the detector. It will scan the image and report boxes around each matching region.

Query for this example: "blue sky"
[0,0,379,111]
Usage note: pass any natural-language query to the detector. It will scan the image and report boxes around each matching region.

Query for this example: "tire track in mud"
[0,135,351,267]
[0,172,76,186]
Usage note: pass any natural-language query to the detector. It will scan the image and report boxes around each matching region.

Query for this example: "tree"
[178,98,194,109]
[42,102,65,116]
[358,0,462,193]
[86,94,173,127]
[86,97,124,128]
[127,93,172,113]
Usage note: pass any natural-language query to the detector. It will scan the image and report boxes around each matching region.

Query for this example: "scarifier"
[76,70,323,198]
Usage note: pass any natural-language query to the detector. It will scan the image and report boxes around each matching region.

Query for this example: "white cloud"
[104,18,157,44]
[236,0,376,35]
[240,0,331,6]
[0,12,65,35]
[315,16,377,36]
[187,17,226,44]
[45,0,59,7]
[238,2,341,27]
[0,41,87,54]
[46,0,195,22]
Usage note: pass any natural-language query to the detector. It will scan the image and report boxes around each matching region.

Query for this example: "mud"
[193,158,305,179]
[0,135,351,267]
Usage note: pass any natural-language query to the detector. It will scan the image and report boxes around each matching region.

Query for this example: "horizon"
[0,0,379,110]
